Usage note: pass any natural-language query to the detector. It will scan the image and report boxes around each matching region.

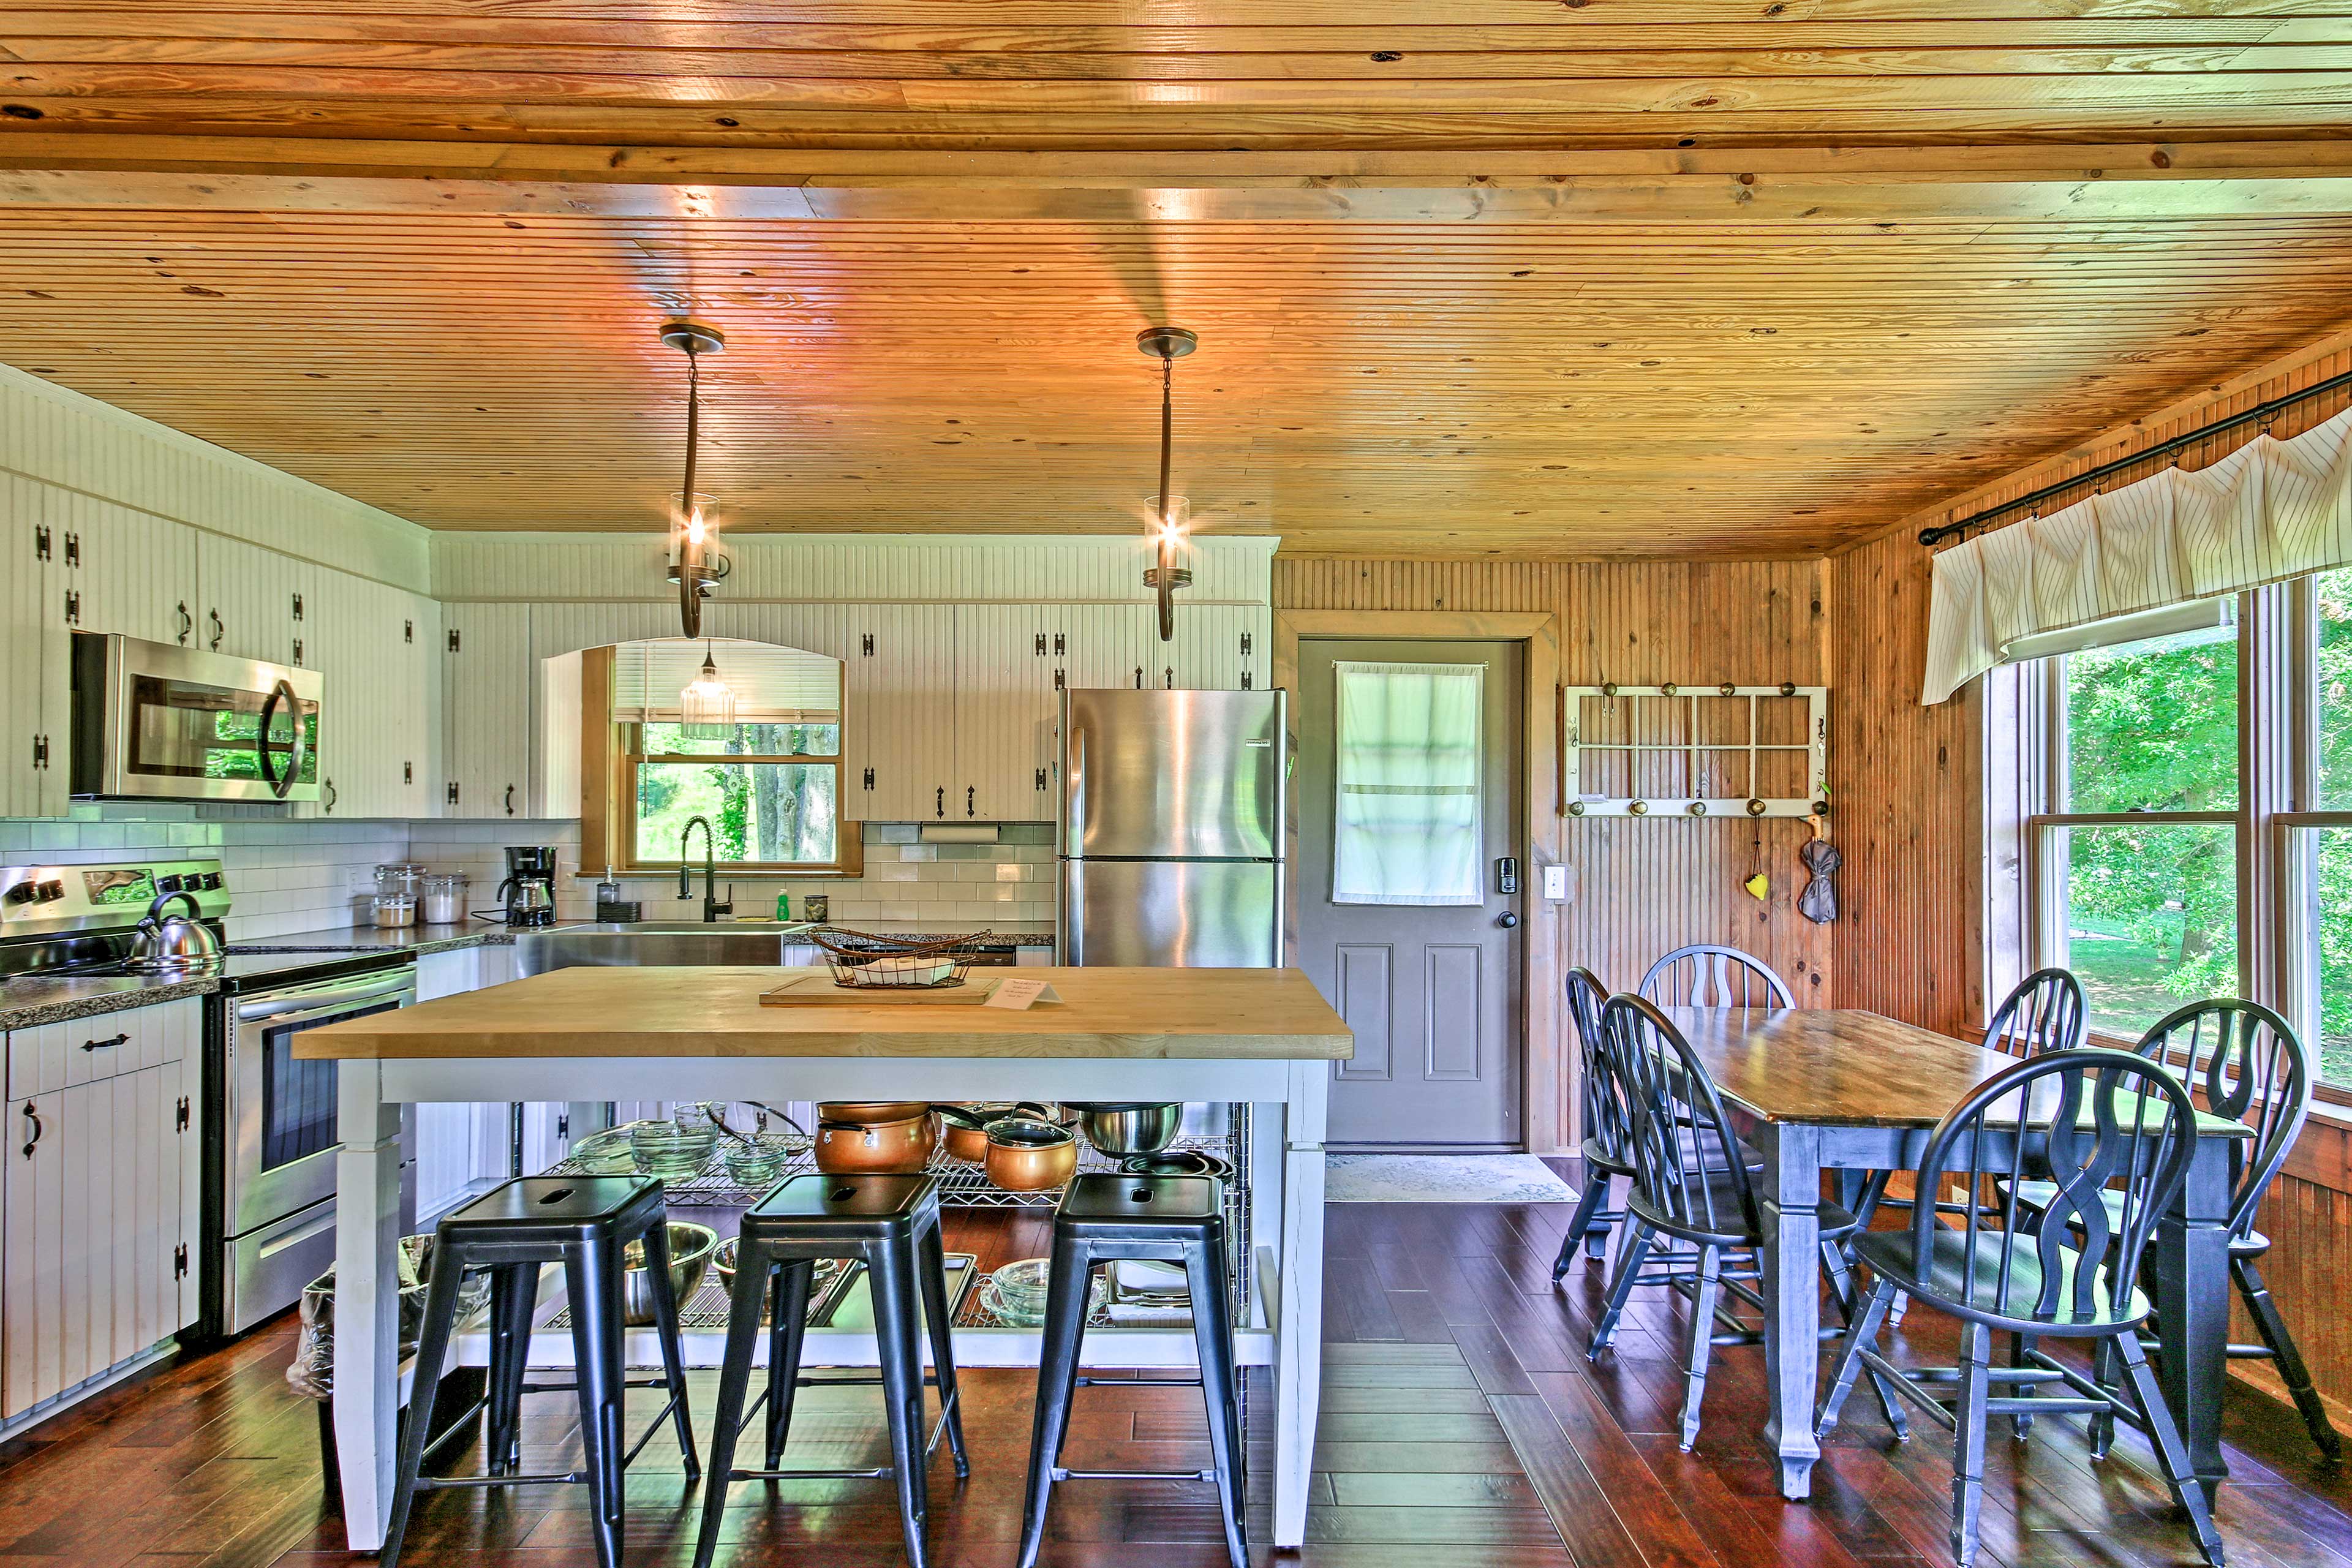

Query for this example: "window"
[2291,567,2352,1088]
[2030,620,2242,1041]
[590,639,854,875]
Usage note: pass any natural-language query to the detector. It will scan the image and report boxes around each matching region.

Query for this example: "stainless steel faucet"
[678,815,733,923]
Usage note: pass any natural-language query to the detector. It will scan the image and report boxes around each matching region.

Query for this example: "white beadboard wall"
[0,364,431,594]
[431,532,1275,606]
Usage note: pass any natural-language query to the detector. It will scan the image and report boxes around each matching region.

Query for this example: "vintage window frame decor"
[1559,682,1828,820]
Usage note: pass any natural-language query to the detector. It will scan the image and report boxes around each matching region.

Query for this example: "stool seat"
[744,1171,936,1239]
[1019,1173,1245,1568]
[381,1176,697,1568]
[693,1172,968,1568]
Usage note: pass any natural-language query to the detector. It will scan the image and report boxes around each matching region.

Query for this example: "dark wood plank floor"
[2,1178,2350,1568]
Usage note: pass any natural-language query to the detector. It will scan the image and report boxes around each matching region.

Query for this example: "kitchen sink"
[516,922,818,976]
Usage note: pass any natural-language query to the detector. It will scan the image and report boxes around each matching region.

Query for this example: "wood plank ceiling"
[1,2,2350,558]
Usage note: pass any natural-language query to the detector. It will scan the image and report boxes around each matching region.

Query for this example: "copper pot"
[813,1103,938,1174]
[938,1102,1052,1163]
[985,1117,1078,1193]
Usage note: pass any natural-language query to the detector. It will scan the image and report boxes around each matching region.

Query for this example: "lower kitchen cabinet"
[2,1003,201,1421]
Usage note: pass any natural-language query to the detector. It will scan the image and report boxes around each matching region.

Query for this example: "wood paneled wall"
[1274,557,1833,1151]
[1827,325,2352,1416]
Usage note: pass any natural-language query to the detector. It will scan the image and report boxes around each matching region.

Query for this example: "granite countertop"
[225,922,535,956]
[0,971,219,1031]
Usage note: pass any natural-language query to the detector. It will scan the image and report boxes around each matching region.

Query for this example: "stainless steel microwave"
[69,633,324,803]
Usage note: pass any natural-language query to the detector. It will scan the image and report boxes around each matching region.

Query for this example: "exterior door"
[1297,639,1523,1149]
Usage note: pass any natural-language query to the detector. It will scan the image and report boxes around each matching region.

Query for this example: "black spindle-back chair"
[1638,945,1794,1011]
[1983,966,2086,1058]
[1552,968,1634,1279]
[1817,1048,2223,1568]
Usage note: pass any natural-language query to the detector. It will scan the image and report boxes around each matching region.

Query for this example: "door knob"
[1496,911,1520,929]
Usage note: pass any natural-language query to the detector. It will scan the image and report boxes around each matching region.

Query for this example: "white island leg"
[333,1060,404,1548]
[1273,1061,1329,1548]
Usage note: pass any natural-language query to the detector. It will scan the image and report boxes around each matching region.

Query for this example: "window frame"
[618,722,853,875]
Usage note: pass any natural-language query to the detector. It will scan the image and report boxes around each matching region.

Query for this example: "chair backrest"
[2135,997,2310,1242]
[1597,993,1757,1240]
[1907,1047,2196,1325]
[1983,967,2086,1058]
[1638,944,1793,1010]
[1567,967,1635,1166]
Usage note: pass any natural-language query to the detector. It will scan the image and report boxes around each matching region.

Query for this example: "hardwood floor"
[2,1182,2349,1568]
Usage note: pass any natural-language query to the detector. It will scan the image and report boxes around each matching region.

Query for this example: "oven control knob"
[35,881,64,903]
[202,872,224,891]
[156,875,184,894]
[1,881,34,905]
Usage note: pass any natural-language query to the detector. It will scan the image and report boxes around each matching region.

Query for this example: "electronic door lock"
[1496,856,1519,895]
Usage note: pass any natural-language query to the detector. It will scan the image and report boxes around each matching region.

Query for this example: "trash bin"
[291,1235,490,1506]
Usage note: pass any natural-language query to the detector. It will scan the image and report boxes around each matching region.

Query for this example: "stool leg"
[483,1262,538,1476]
[638,1220,701,1482]
[1185,1237,1248,1568]
[914,1210,971,1479]
[869,1237,933,1568]
[764,1261,815,1470]
[380,1256,467,1568]
[565,1242,628,1568]
[693,1243,773,1568]
[1019,1232,1091,1568]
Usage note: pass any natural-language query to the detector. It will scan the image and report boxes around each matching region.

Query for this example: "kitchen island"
[299,963,1351,1551]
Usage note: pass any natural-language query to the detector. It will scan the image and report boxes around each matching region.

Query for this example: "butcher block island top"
[296,964,1354,1061]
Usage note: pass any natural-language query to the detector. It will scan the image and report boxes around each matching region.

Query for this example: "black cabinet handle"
[967,785,975,817]
[935,786,945,818]
[323,778,338,812]
[80,1031,128,1053]
[176,601,192,646]
[504,783,515,816]
[208,608,224,650]
[21,1102,40,1160]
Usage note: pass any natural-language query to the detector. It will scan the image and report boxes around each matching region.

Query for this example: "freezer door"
[1059,687,1286,859]
[1060,858,1283,968]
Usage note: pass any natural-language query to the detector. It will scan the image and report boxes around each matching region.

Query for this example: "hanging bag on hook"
[1797,838,1842,924]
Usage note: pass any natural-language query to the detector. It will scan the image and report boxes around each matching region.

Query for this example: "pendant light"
[1137,326,1197,642]
[660,320,728,639]
[679,639,737,739]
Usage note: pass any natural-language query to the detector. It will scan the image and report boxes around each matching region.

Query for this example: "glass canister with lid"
[420,873,468,925]
[372,864,424,927]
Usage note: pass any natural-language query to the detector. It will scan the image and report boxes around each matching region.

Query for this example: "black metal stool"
[692,1173,970,1568]
[1018,1174,1245,1568]
[382,1176,699,1568]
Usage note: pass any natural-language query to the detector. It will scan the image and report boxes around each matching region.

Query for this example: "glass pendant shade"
[679,646,736,738]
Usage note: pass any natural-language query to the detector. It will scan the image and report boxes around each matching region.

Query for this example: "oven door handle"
[236,973,415,1023]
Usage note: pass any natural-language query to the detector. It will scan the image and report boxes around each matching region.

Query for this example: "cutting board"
[759,974,1004,1007]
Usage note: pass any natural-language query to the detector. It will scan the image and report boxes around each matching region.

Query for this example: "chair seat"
[2004,1180,2269,1258]
[1579,1136,1634,1179]
[1627,1177,1857,1247]
[1853,1227,2151,1332]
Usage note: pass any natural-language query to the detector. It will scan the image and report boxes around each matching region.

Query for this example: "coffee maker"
[496,845,559,927]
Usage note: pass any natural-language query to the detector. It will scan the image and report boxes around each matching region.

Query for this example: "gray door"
[1297,639,1523,1150]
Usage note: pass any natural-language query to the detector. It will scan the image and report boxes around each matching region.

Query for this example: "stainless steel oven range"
[211,958,417,1336]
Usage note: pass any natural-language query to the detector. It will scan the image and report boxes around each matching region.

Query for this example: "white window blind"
[610,638,841,725]
[1331,660,1485,907]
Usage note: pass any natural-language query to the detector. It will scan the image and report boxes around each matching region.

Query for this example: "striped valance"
[1921,404,2352,704]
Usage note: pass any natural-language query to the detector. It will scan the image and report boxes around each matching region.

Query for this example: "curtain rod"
[1917,366,2352,549]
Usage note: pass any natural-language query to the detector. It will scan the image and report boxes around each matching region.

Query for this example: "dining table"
[1665,1006,2253,1506]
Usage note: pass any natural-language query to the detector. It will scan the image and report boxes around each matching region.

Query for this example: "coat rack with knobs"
[1560,682,1828,819]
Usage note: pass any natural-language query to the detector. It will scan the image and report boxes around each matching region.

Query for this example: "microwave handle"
[257,678,306,799]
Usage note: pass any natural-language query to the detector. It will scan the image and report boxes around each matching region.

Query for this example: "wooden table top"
[296,965,1355,1062]
[1667,1008,2251,1137]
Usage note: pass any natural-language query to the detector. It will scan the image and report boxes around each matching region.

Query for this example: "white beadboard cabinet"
[58,502,198,650]
[196,532,304,668]
[2,998,202,1420]
[443,603,534,820]
[0,511,58,819]
[313,571,439,820]
[845,605,959,823]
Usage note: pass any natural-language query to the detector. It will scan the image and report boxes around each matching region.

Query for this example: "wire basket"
[805,925,994,989]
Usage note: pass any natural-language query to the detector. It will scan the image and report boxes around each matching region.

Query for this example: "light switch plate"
[1541,863,1569,901]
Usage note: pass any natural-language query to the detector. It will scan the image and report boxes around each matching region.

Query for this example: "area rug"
[1325,1153,1577,1204]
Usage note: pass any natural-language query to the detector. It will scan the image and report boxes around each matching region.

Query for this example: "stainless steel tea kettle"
[129,889,223,974]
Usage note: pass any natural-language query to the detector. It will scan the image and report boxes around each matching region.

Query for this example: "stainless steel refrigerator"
[1057,687,1287,967]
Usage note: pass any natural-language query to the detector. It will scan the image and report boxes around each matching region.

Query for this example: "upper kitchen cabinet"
[443,603,533,820]
[954,604,1150,821]
[312,570,439,820]
[195,533,304,668]
[845,606,956,823]
[0,510,57,819]
[1156,603,1268,693]
[56,503,198,650]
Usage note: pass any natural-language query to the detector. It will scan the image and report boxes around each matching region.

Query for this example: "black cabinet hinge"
[1035,632,1047,656]
[62,589,80,626]
[447,781,460,806]
[404,619,414,643]
[292,638,304,666]
[173,1244,188,1280]
[1035,767,1048,791]
[861,632,875,656]
[176,1096,190,1132]
[1054,632,1066,657]
[291,591,304,621]
[33,524,51,562]
[31,734,48,771]
[556,1113,570,1140]
[62,532,80,569]
[1052,668,1065,690]
[447,628,461,652]
[862,767,874,791]
[1242,670,1254,689]
[403,760,413,785]
[1240,631,1253,656]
